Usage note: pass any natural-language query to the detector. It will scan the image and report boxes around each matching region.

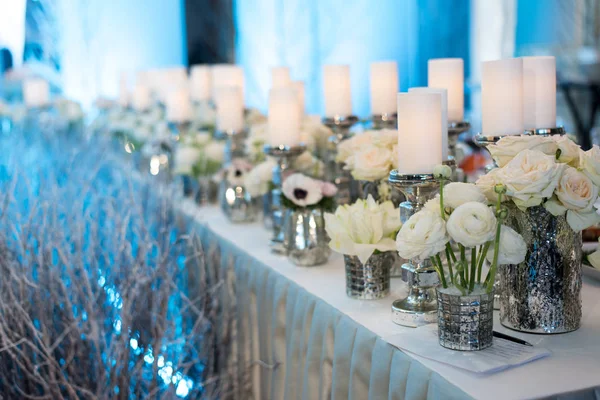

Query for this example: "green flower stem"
[445,246,455,285]
[459,244,467,286]
[476,242,491,283]
[430,257,447,289]
[436,254,447,288]
[486,191,504,293]
[446,243,457,262]
[439,179,446,221]
[468,247,476,292]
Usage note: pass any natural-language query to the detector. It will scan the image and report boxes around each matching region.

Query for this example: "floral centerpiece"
[396,165,526,350]
[336,129,398,202]
[476,135,600,334]
[279,173,337,266]
[325,195,401,299]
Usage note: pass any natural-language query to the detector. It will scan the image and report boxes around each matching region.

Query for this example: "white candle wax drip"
[397,92,443,174]
[370,61,398,116]
[428,58,464,122]
[215,86,244,132]
[190,65,212,102]
[481,58,524,136]
[268,87,301,147]
[323,64,352,118]
[522,56,556,130]
[409,87,449,160]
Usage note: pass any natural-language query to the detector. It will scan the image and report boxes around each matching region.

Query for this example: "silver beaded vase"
[218,180,257,223]
[283,208,330,266]
[344,252,393,300]
[437,287,494,351]
[500,204,582,334]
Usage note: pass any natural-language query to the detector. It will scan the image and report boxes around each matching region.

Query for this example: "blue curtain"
[235,0,469,117]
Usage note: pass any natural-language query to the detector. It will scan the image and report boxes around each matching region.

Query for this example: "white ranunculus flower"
[488,135,558,167]
[282,173,323,207]
[446,202,496,247]
[476,169,506,203]
[552,135,580,166]
[580,145,600,187]
[486,225,527,266]
[174,146,201,175]
[544,167,600,231]
[496,149,565,210]
[396,210,448,260]
[204,141,226,163]
[423,197,443,217]
[442,182,487,209]
[347,145,393,181]
[325,195,400,263]
[244,159,276,197]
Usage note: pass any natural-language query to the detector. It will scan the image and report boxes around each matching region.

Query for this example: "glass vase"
[218,179,257,223]
[500,204,582,334]
[283,208,330,266]
[344,252,392,300]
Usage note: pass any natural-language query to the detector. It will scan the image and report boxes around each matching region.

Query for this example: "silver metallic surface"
[222,130,247,163]
[264,145,306,253]
[371,113,397,130]
[437,288,494,351]
[219,180,257,223]
[322,115,359,132]
[168,121,191,142]
[197,176,218,205]
[500,205,582,334]
[283,208,330,266]
[322,115,358,206]
[388,171,440,327]
[344,253,392,300]
[524,126,565,136]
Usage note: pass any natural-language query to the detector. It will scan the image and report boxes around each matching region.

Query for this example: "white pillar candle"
[397,92,443,174]
[409,87,448,160]
[292,81,305,115]
[212,65,245,102]
[190,65,212,102]
[272,67,291,88]
[522,56,556,130]
[166,88,193,123]
[23,78,50,108]
[268,87,301,147]
[428,58,464,122]
[370,61,398,116]
[481,58,524,136]
[323,64,352,118]
[132,83,151,112]
[215,86,244,132]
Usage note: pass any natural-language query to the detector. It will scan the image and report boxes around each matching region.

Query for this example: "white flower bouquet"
[325,195,402,263]
[213,158,254,187]
[396,165,527,294]
[174,133,225,178]
[281,173,337,211]
[477,135,600,232]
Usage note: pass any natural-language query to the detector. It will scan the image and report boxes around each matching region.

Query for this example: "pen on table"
[493,331,533,347]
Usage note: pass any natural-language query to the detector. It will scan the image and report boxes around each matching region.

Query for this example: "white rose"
[336,133,373,164]
[396,210,448,260]
[489,135,558,167]
[552,135,580,166]
[370,129,397,148]
[347,145,393,181]
[326,195,400,263]
[282,173,323,207]
[204,141,226,163]
[580,145,600,187]
[244,159,276,197]
[544,167,600,231]
[446,202,496,248]
[476,169,506,203]
[174,146,201,175]
[486,225,527,266]
[301,119,333,150]
[496,149,565,210]
[293,151,325,178]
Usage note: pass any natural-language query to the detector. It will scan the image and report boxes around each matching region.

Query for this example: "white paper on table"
[385,324,551,375]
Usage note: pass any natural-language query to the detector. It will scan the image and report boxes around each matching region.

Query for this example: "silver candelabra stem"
[388,170,440,327]
[264,144,306,253]
[323,115,359,206]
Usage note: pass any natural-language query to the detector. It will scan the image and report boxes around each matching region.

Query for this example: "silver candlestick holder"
[447,121,470,181]
[524,126,565,137]
[388,170,441,327]
[371,113,397,130]
[264,144,306,253]
[323,115,359,205]
[217,129,247,164]
[474,133,508,172]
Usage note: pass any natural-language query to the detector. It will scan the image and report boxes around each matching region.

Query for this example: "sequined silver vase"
[219,179,257,223]
[500,205,582,334]
[344,252,392,300]
[436,287,494,351]
[283,208,330,266]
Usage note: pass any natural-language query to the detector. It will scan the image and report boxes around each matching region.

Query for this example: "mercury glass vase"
[283,208,330,266]
[436,287,494,351]
[197,176,218,205]
[344,252,393,300]
[500,204,582,334]
[218,180,257,223]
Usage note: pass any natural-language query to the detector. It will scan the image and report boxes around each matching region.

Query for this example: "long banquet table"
[180,201,600,400]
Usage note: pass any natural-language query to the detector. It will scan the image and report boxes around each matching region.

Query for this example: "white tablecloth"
[182,202,600,400]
